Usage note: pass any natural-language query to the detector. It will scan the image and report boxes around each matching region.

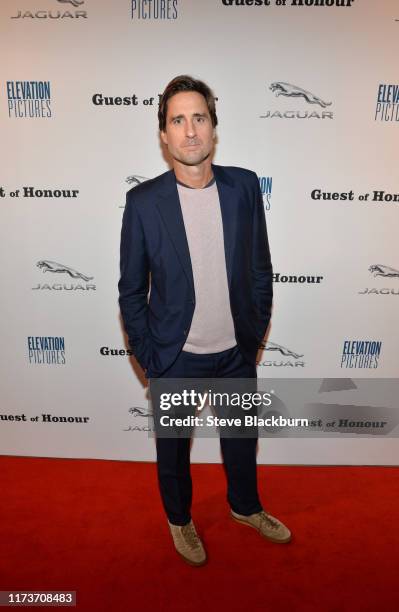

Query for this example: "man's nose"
[185,119,196,139]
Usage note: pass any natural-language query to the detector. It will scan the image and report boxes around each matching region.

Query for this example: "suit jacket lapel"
[213,164,237,291]
[155,170,195,296]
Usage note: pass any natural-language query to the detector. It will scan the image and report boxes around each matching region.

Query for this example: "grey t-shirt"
[176,178,237,354]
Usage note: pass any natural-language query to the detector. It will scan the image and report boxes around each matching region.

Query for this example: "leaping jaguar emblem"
[129,407,153,418]
[36,260,93,282]
[57,0,84,7]
[369,264,399,278]
[126,175,150,186]
[270,82,332,108]
[260,341,304,359]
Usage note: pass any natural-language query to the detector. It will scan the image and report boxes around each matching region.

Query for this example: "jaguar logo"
[126,175,150,186]
[129,406,153,418]
[270,82,332,108]
[36,260,93,282]
[57,0,84,6]
[369,264,399,278]
[260,341,304,360]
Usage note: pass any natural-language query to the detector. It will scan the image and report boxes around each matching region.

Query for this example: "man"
[118,75,291,566]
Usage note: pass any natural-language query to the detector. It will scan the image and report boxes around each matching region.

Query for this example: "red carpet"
[0,457,398,611]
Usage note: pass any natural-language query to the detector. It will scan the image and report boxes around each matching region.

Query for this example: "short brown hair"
[158,75,218,132]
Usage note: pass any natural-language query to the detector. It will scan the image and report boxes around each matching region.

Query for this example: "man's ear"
[160,130,168,145]
[212,127,216,139]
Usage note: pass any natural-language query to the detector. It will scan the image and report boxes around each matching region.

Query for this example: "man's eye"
[196,117,204,122]
[173,118,181,124]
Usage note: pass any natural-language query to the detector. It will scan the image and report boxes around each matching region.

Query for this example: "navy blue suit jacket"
[118,163,273,378]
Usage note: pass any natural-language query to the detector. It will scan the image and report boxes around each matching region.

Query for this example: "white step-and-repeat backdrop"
[1,0,398,464]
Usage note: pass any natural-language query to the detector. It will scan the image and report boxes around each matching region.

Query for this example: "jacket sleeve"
[118,190,151,370]
[251,173,273,338]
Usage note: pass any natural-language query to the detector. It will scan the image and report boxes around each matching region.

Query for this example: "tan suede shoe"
[231,509,291,543]
[168,520,207,566]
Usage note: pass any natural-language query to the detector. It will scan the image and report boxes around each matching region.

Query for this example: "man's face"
[160,91,216,167]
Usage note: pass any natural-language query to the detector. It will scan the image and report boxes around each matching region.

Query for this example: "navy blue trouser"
[151,344,262,526]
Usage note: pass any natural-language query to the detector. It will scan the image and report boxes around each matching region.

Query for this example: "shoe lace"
[181,523,201,549]
[259,510,280,531]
